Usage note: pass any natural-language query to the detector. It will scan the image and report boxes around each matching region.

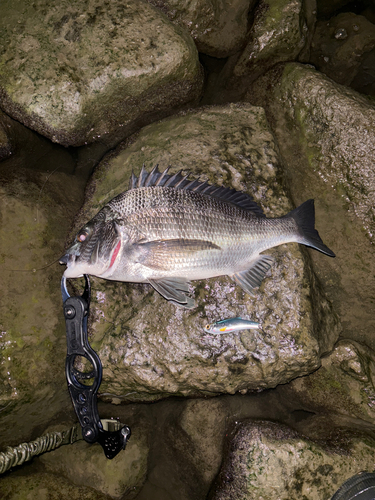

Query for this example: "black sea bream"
[60,166,335,308]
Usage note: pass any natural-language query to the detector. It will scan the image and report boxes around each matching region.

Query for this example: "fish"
[204,317,259,334]
[60,165,335,308]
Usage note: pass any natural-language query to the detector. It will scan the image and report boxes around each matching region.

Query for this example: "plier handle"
[61,275,131,459]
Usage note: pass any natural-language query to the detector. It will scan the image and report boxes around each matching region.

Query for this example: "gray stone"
[209,0,315,103]
[148,0,256,58]
[278,339,375,424]
[0,0,203,147]
[0,110,14,160]
[0,470,110,500]
[68,103,339,402]
[138,398,229,500]
[310,13,375,94]
[232,0,314,80]
[210,419,375,500]
[0,165,84,445]
[169,398,227,485]
[246,62,375,349]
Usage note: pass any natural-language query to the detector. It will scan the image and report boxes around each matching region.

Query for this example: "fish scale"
[60,166,335,308]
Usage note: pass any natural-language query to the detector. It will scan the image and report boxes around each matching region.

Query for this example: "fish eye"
[205,324,210,330]
[76,227,91,243]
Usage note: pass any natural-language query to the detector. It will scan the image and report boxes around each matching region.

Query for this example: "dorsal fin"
[129,165,265,216]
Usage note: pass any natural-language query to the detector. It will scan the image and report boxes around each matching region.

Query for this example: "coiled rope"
[0,426,80,474]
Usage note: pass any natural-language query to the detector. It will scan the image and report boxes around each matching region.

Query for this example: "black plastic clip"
[61,274,131,459]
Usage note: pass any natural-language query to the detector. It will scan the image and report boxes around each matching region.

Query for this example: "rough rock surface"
[210,420,375,500]
[0,471,110,500]
[0,110,13,160]
[148,0,256,58]
[253,63,375,242]
[66,103,339,402]
[247,62,375,349]
[212,0,315,102]
[232,0,313,79]
[278,340,375,424]
[0,168,84,445]
[138,397,229,500]
[310,13,375,95]
[0,0,203,147]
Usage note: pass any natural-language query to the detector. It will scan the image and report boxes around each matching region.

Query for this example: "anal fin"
[148,277,196,309]
[230,255,274,296]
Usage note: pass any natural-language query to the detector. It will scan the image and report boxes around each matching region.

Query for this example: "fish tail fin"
[286,200,335,257]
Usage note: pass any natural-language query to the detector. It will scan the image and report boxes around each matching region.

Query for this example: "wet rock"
[67,102,339,402]
[246,62,375,348]
[316,0,352,19]
[250,63,375,242]
[0,470,110,500]
[167,399,227,488]
[148,0,256,58]
[0,110,14,160]
[39,420,149,499]
[310,13,375,95]
[0,0,203,147]
[138,398,228,500]
[210,419,375,500]
[232,0,314,78]
[0,167,84,445]
[278,339,375,424]
[211,0,315,102]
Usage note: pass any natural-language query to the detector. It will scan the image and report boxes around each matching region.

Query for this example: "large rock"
[148,0,256,58]
[0,0,203,147]
[0,110,14,160]
[246,62,375,349]
[0,470,110,500]
[277,339,375,424]
[0,166,84,445]
[66,103,339,402]
[209,0,315,102]
[210,420,375,500]
[138,397,229,500]
[310,13,375,95]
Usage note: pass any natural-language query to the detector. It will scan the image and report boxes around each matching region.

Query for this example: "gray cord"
[0,426,81,474]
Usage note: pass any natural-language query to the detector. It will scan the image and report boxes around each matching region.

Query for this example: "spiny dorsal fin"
[129,165,265,216]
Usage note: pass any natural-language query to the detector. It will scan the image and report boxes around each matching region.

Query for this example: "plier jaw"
[61,274,131,459]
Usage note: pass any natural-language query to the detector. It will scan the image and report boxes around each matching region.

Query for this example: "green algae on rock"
[148,0,257,58]
[69,103,339,402]
[0,169,84,446]
[257,63,375,243]
[208,0,315,103]
[0,0,203,147]
[277,339,375,425]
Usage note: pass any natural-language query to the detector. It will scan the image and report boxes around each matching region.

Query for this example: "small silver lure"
[204,317,259,334]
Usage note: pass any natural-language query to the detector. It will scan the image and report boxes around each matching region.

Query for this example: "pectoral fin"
[136,239,220,270]
[230,255,274,296]
[148,277,196,309]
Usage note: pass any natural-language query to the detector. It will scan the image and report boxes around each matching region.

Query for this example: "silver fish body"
[204,317,259,334]
[60,166,335,308]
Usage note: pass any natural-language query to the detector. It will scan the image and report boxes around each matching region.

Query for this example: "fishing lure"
[204,317,259,334]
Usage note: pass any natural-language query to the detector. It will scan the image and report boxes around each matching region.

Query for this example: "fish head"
[60,207,122,278]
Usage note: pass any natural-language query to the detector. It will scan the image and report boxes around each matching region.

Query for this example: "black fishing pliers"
[61,274,131,459]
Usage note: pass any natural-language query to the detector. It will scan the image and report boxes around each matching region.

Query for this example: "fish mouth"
[59,253,73,265]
